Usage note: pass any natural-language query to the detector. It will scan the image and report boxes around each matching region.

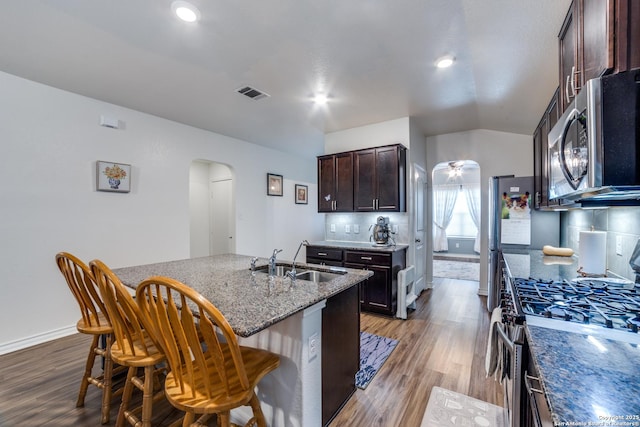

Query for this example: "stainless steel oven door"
[496,323,524,427]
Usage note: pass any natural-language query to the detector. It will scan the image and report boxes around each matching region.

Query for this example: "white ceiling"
[0,0,571,159]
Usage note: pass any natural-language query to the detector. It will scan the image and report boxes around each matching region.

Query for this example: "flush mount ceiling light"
[435,55,455,68]
[171,1,201,23]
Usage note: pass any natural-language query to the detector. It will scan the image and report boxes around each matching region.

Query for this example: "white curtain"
[433,184,458,252]
[464,183,481,253]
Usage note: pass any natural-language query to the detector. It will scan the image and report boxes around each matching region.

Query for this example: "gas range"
[511,277,640,335]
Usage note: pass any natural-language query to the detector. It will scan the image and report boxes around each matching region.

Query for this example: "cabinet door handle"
[565,75,571,104]
[318,252,327,256]
[570,66,581,96]
[361,256,372,261]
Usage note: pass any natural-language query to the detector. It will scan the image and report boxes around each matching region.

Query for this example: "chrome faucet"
[250,257,259,272]
[268,249,282,277]
[286,240,309,280]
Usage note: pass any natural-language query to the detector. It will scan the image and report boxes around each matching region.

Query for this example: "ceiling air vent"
[236,86,270,101]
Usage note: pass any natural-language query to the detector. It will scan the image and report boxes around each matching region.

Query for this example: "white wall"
[426,129,533,296]
[0,71,324,353]
[325,117,411,153]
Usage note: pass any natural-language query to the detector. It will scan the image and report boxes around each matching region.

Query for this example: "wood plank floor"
[0,277,502,426]
[329,277,503,426]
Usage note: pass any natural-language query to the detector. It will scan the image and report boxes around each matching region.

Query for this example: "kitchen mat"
[355,331,398,389]
[421,386,505,427]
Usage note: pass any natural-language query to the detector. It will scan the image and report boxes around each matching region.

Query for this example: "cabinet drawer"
[306,246,343,261]
[344,251,390,265]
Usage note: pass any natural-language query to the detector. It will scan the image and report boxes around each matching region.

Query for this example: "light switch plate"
[345,224,350,233]
[354,224,360,233]
[616,235,623,256]
[330,224,336,232]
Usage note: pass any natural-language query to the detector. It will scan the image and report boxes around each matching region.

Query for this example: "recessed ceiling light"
[172,1,201,23]
[312,93,329,105]
[435,56,455,68]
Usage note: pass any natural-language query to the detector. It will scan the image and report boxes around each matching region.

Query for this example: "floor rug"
[421,386,505,427]
[355,331,398,389]
[433,260,480,281]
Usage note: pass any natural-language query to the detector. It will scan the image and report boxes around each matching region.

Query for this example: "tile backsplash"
[324,212,410,245]
[561,206,640,281]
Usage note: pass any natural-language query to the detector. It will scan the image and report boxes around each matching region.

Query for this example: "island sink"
[253,263,346,283]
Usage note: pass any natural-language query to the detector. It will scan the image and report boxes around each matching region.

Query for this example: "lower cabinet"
[344,250,406,316]
[306,245,406,316]
[321,285,360,426]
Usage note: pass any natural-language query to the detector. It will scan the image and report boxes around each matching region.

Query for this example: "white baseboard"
[0,325,77,355]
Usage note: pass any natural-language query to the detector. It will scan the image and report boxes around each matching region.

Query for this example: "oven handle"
[496,322,515,352]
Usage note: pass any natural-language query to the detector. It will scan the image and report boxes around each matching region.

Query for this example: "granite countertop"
[526,325,640,424]
[308,240,409,253]
[502,250,640,424]
[113,254,372,337]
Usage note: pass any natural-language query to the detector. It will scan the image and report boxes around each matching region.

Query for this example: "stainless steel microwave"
[548,70,640,201]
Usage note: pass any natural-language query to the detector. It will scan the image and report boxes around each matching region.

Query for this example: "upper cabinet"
[559,0,639,112]
[354,145,406,212]
[317,152,354,212]
[533,89,560,210]
[317,144,406,213]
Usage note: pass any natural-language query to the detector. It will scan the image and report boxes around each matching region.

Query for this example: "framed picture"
[267,173,283,196]
[295,184,308,204]
[97,161,131,193]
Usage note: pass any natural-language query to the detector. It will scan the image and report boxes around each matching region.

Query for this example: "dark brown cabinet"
[317,152,354,212]
[344,249,405,316]
[306,245,406,317]
[317,144,406,213]
[353,145,406,212]
[321,285,359,426]
[533,89,560,210]
[306,246,344,267]
[559,0,639,112]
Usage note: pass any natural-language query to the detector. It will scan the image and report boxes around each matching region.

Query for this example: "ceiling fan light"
[435,56,455,68]
[172,1,201,23]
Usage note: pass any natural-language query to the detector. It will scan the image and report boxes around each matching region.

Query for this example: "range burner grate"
[513,277,640,333]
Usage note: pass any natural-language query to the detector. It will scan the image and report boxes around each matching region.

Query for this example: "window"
[446,186,477,238]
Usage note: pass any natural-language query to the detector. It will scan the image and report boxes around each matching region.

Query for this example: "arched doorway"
[189,160,235,257]
[431,160,480,281]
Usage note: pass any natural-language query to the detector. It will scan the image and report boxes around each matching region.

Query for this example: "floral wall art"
[97,161,131,192]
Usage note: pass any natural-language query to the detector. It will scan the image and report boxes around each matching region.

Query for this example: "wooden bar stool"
[136,276,280,427]
[90,260,166,427]
[55,252,119,424]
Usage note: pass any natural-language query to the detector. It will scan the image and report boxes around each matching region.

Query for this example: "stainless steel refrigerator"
[487,176,559,311]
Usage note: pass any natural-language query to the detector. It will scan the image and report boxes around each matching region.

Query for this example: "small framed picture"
[295,184,308,204]
[97,161,131,193]
[267,173,283,196]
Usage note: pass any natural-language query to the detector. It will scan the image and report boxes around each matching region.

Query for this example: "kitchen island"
[114,254,372,427]
[502,251,640,425]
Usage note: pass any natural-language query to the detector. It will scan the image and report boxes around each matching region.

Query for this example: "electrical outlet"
[308,332,319,362]
[354,224,360,233]
[393,224,399,234]
[455,243,460,248]
[330,224,336,233]
[345,224,350,233]
[616,236,623,256]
